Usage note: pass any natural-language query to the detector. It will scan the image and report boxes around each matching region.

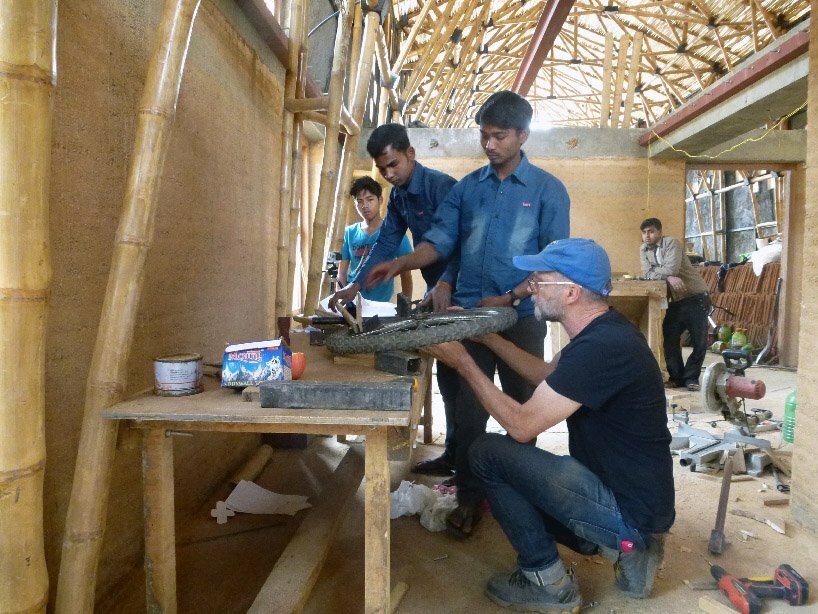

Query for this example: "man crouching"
[425,238,674,612]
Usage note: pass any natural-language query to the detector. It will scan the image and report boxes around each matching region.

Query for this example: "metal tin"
[154,353,203,396]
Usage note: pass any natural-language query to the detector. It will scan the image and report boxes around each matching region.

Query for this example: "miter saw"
[675,350,777,473]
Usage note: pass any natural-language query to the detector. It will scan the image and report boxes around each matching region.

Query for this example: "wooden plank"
[248,446,364,613]
[365,428,390,613]
[388,358,430,461]
[699,595,737,614]
[143,429,177,614]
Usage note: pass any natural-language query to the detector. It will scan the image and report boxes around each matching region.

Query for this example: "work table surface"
[102,346,413,428]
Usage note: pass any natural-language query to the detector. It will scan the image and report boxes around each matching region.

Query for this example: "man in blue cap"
[425,238,674,612]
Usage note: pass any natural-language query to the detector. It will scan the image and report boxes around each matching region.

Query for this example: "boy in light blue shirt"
[339,176,413,302]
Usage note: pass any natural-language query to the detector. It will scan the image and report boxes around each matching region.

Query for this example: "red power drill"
[710,564,809,614]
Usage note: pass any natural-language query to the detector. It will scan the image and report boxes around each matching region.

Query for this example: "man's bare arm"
[476,333,558,386]
[424,341,580,442]
[338,260,350,288]
[366,242,440,288]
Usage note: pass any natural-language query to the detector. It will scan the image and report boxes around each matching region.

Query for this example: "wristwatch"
[505,289,521,307]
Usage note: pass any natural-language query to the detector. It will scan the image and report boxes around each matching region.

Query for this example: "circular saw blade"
[701,361,727,413]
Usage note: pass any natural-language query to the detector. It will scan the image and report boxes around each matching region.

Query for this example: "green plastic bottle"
[783,389,797,443]
[730,327,747,349]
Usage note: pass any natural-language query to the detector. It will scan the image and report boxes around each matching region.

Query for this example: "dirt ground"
[102,353,818,613]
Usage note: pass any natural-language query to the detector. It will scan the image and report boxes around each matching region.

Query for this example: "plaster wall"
[46,0,284,602]
[416,155,686,275]
[779,167,805,367]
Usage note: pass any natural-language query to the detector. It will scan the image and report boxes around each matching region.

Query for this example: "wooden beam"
[610,35,630,128]
[511,0,578,95]
[248,447,364,613]
[622,31,643,127]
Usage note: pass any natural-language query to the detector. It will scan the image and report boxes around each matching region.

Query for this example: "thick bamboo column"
[621,31,643,128]
[275,0,306,326]
[303,0,353,314]
[0,3,55,612]
[287,45,309,315]
[55,2,201,610]
[610,35,630,129]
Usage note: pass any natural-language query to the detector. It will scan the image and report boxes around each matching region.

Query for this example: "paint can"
[154,353,203,396]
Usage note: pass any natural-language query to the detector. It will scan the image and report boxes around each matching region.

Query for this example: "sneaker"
[614,533,665,598]
[486,568,581,613]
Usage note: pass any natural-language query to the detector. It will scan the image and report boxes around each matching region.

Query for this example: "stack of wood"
[702,263,780,348]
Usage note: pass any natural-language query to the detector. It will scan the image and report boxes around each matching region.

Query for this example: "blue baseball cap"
[512,238,612,297]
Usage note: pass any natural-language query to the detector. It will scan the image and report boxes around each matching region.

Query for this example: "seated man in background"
[639,217,709,391]
[425,238,674,612]
[339,176,413,302]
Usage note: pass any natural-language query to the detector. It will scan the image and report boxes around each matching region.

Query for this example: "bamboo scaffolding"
[0,2,55,612]
[303,0,353,315]
[275,0,306,327]
[375,27,401,112]
[393,0,436,74]
[55,2,201,610]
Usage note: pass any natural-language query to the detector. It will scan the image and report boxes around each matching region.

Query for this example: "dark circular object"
[324,307,519,355]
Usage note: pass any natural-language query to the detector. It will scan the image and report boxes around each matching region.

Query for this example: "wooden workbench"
[609,278,668,367]
[549,278,667,369]
[102,345,429,613]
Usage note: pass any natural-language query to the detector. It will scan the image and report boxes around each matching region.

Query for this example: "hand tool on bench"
[709,453,734,554]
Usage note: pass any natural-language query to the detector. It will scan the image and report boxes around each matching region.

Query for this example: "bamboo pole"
[303,0,353,315]
[0,3,55,612]
[622,31,643,128]
[275,0,306,326]
[349,3,364,104]
[393,0,436,74]
[328,7,381,257]
[375,28,401,111]
[55,2,201,610]
[599,31,614,128]
[287,42,309,315]
[610,35,630,129]
[285,95,329,112]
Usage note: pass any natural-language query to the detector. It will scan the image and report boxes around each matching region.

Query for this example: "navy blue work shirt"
[353,162,457,290]
[423,152,570,317]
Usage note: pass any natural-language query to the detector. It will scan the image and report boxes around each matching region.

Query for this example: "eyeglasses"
[527,279,575,290]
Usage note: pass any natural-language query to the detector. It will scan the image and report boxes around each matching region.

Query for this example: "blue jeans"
[454,316,547,504]
[470,433,647,571]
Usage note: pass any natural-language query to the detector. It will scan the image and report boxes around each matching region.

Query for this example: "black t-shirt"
[546,309,675,533]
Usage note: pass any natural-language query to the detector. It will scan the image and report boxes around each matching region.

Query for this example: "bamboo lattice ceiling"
[391,0,810,128]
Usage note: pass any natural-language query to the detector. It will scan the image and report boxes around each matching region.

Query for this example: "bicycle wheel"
[324,307,519,355]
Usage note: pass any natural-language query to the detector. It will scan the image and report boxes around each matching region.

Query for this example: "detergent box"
[221,339,292,387]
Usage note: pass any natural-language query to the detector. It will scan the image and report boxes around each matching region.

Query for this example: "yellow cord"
[650,99,808,160]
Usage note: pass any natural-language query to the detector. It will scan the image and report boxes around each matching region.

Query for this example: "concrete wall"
[46,0,284,602]
[779,167,805,367]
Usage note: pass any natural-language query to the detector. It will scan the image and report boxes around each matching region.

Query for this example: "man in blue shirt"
[331,124,461,477]
[424,239,672,611]
[367,91,570,538]
[339,176,413,302]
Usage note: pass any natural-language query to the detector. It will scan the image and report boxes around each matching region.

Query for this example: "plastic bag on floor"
[390,481,437,519]
[419,492,458,532]
[390,480,458,532]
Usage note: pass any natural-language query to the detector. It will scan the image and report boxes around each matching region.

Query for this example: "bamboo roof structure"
[392,0,811,128]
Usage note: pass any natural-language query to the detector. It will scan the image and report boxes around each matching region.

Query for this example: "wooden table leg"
[422,363,433,444]
[365,427,390,613]
[143,429,177,613]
